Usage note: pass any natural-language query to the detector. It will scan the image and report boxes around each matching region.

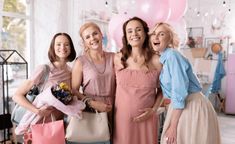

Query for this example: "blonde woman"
[71,22,115,144]
[149,22,221,144]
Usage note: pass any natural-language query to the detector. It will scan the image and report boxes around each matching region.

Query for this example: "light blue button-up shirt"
[159,48,202,109]
[211,51,226,93]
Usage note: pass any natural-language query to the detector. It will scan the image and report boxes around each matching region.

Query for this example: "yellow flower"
[59,82,69,90]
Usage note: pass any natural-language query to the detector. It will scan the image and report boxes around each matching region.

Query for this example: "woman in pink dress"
[71,22,115,144]
[13,33,77,121]
[113,17,163,144]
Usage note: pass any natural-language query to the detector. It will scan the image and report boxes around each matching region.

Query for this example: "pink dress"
[30,63,72,122]
[114,69,159,144]
[31,63,71,89]
[77,52,116,142]
[77,52,116,105]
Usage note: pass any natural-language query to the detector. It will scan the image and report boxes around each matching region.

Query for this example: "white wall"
[69,0,116,55]
[31,0,116,72]
[184,0,235,98]
[31,0,70,72]
[185,0,235,47]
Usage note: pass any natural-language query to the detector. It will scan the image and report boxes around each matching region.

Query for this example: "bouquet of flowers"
[51,82,73,105]
[16,82,86,135]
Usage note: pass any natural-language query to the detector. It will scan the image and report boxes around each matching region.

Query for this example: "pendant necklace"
[88,52,106,74]
[153,50,160,56]
[133,57,138,63]
[132,55,141,63]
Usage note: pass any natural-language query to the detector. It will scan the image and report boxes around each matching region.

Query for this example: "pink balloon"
[135,0,170,28]
[168,0,188,21]
[108,14,131,48]
[113,23,124,49]
[108,14,128,39]
[108,15,122,39]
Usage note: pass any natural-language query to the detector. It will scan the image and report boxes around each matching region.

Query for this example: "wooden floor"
[218,113,235,144]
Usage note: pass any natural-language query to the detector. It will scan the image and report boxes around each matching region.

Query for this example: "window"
[1,0,31,59]
[0,0,31,100]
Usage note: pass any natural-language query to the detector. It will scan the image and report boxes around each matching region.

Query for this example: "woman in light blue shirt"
[149,23,221,144]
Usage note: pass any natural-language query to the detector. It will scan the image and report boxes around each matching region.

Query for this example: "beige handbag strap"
[38,64,50,92]
[42,114,55,125]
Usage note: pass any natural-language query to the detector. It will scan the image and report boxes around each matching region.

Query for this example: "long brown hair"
[120,17,153,68]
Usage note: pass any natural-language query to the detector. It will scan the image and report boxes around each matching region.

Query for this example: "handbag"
[65,111,110,143]
[31,115,65,144]
[11,64,50,124]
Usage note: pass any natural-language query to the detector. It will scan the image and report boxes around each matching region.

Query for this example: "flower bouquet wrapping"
[51,82,73,105]
[15,83,85,135]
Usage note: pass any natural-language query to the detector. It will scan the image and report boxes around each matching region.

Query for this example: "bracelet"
[81,95,88,102]
[152,107,157,112]
[81,95,92,103]
[83,97,93,107]
[84,97,92,105]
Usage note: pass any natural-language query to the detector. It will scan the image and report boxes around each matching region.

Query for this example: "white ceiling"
[186,0,234,18]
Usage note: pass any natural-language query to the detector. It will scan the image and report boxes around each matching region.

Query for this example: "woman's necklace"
[133,57,138,63]
[132,55,142,63]
[153,50,160,56]
[88,52,106,74]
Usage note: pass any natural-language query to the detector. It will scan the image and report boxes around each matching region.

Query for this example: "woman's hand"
[89,100,112,112]
[164,124,177,144]
[133,108,155,122]
[36,106,55,117]
[164,109,183,144]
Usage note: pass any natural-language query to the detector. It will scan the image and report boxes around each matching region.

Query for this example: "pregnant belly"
[130,98,155,117]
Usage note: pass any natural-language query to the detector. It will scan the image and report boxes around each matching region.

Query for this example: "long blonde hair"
[149,22,180,49]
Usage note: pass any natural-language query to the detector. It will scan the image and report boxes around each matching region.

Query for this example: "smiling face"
[54,35,71,61]
[125,20,146,48]
[150,25,172,52]
[81,26,103,51]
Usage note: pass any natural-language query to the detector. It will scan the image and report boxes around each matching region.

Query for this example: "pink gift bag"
[31,119,65,144]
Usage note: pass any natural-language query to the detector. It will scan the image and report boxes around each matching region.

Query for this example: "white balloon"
[212,17,222,30]
[117,0,137,16]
